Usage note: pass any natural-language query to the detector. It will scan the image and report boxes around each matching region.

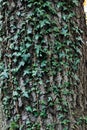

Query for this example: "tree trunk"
[0,0,87,130]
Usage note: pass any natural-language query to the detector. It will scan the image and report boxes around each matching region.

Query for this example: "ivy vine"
[0,0,85,130]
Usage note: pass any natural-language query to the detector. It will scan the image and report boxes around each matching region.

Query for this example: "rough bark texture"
[0,0,87,130]
[0,90,7,130]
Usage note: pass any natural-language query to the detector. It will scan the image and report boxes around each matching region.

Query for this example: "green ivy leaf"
[25,106,32,113]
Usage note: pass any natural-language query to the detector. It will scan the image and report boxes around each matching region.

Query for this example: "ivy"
[0,0,85,130]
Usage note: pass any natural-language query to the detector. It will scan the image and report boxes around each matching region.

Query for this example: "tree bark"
[0,0,87,130]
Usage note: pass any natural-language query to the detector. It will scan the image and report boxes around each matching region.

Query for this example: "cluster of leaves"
[0,0,85,130]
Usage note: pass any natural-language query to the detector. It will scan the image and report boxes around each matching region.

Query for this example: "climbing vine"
[0,0,86,130]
